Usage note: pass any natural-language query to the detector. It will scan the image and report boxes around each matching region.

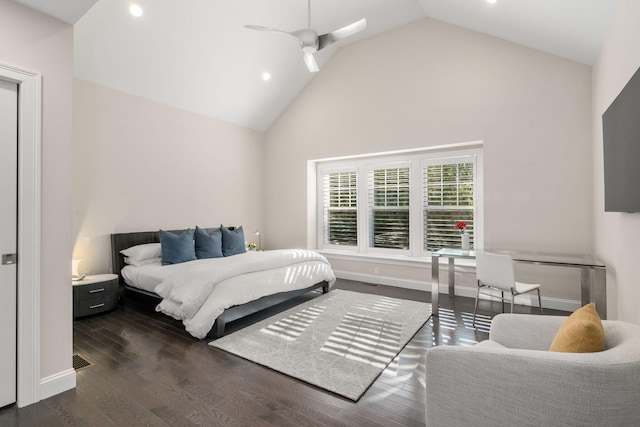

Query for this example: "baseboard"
[333,270,580,313]
[335,270,428,291]
[39,368,76,401]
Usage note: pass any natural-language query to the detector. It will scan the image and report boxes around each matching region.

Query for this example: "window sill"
[318,249,477,270]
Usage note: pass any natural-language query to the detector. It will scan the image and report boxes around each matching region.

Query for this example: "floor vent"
[72,354,93,371]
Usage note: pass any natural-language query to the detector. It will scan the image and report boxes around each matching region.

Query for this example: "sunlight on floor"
[320,312,403,368]
[365,337,428,403]
[352,296,401,315]
[260,303,325,341]
[430,308,492,346]
[462,311,491,334]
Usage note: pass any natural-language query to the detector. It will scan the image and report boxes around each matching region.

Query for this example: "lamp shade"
[72,259,81,277]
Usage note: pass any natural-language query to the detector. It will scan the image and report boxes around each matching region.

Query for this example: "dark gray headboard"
[111,227,222,283]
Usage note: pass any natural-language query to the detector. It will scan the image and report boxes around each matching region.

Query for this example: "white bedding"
[122,249,336,339]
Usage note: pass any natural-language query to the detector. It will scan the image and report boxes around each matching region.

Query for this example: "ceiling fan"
[245,0,367,73]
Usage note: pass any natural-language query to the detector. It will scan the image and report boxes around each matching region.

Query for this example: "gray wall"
[72,79,266,275]
[265,18,593,304]
[593,0,640,323]
[0,0,73,380]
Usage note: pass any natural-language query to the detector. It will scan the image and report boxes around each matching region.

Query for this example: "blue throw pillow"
[220,225,246,257]
[159,229,196,265]
[194,226,223,259]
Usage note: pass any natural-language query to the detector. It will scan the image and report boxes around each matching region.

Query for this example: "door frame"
[0,63,42,408]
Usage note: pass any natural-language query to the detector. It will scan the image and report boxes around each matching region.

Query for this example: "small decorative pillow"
[549,303,605,353]
[220,224,246,257]
[194,226,223,259]
[159,229,196,265]
[120,243,161,261]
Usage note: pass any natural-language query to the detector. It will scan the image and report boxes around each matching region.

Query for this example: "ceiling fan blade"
[303,52,319,73]
[330,18,367,40]
[318,18,367,51]
[244,24,290,34]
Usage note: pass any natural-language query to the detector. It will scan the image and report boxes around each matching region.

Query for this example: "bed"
[111,229,335,339]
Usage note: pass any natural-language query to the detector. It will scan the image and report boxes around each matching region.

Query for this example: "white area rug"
[209,289,431,400]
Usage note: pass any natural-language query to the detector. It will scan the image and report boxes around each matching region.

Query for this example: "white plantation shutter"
[423,160,475,251]
[368,166,410,249]
[322,171,358,246]
[317,148,482,256]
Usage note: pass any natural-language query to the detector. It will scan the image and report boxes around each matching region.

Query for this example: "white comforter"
[152,249,335,339]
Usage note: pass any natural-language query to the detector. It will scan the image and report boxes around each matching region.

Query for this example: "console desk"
[431,248,607,319]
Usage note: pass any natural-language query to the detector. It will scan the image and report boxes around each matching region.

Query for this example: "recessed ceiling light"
[487,0,497,4]
[129,4,143,17]
[262,72,271,81]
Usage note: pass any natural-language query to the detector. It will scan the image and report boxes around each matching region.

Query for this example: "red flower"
[456,221,467,232]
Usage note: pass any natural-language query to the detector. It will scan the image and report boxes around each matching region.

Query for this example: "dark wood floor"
[0,279,569,427]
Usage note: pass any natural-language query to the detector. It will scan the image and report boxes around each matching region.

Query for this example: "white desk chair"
[473,252,542,325]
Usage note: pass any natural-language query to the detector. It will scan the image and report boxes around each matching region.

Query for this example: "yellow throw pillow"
[549,304,605,353]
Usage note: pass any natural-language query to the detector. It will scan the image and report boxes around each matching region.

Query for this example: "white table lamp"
[72,259,86,281]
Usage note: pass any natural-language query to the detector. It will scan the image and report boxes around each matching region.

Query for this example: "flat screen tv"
[602,65,640,213]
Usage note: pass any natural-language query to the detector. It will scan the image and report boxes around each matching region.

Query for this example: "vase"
[461,232,470,250]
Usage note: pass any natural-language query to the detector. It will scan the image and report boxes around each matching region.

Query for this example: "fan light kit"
[245,0,367,73]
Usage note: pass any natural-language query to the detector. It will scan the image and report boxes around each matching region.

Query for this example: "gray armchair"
[425,313,640,426]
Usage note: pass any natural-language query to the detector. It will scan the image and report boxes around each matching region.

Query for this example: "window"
[322,170,358,247]
[423,161,475,251]
[369,166,410,249]
[317,147,482,258]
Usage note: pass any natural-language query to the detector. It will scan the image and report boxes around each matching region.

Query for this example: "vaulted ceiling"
[15,0,619,131]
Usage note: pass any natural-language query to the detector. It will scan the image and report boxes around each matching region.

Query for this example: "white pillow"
[120,243,161,261]
[124,256,162,267]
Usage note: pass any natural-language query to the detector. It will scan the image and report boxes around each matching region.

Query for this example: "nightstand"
[73,274,119,319]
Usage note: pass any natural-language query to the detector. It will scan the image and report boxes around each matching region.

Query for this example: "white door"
[0,78,17,407]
